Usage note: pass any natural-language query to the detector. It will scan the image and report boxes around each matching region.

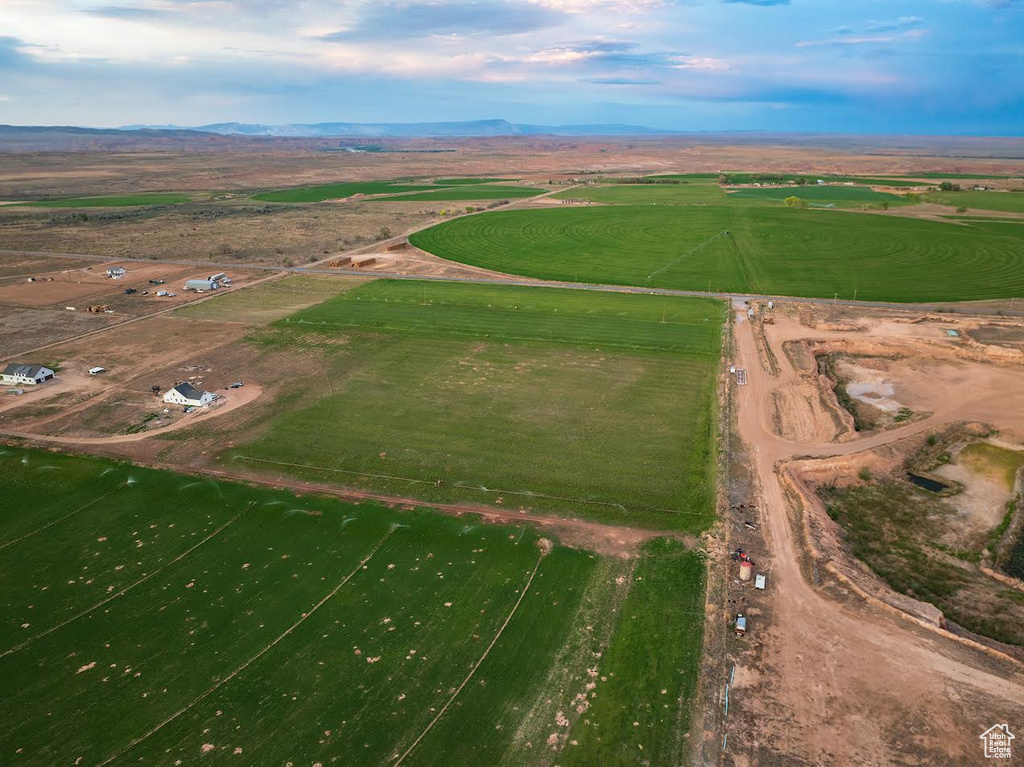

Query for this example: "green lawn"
[22,193,193,208]
[374,185,544,201]
[252,182,438,203]
[556,184,728,205]
[923,190,1024,213]
[234,279,723,531]
[409,205,1024,302]
[1,448,708,766]
[726,185,908,207]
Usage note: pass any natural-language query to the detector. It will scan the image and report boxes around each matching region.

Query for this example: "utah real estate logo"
[980,724,1014,759]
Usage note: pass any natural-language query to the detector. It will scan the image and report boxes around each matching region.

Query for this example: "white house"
[106,267,127,279]
[163,382,217,407]
[1,363,55,385]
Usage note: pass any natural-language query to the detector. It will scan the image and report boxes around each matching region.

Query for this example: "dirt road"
[726,307,1024,765]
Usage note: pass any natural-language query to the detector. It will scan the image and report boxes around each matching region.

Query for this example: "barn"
[184,279,220,292]
[1,363,55,385]
[163,382,217,407]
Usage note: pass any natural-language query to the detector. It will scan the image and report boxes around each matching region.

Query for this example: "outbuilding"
[1,363,55,385]
[163,382,217,407]
[184,279,220,292]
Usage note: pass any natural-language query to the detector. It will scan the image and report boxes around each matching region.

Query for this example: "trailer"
[735,614,747,637]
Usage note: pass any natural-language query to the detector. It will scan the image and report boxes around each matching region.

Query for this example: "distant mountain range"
[117,119,674,137]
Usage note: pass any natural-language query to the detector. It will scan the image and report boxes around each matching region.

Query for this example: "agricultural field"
[555,184,728,205]
[719,173,924,187]
[922,189,1024,213]
[374,185,544,201]
[409,205,1024,302]
[432,178,512,185]
[231,279,723,531]
[174,274,366,324]
[0,448,707,766]
[18,193,195,208]
[726,185,907,207]
[252,181,439,203]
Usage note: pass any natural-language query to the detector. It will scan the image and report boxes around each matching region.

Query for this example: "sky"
[0,0,1023,134]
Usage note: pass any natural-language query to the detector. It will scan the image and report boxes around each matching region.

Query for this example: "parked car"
[149,279,165,285]
[124,288,137,295]
[229,381,245,389]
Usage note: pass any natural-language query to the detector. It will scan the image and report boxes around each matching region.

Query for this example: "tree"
[939,181,961,192]
[880,201,890,211]
[956,205,968,214]
[784,196,808,209]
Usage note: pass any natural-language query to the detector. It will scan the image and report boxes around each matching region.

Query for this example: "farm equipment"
[124,288,137,295]
[149,279,165,285]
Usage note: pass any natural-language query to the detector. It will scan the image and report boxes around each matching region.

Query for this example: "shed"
[184,279,220,292]
[755,574,766,590]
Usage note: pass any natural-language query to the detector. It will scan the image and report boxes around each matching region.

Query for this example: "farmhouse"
[1,363,55,385]
[106,267,127,279]
[184,278,220,292]
[163,382,217,407]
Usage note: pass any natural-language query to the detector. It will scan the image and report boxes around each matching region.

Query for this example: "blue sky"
[0,0,1022,133]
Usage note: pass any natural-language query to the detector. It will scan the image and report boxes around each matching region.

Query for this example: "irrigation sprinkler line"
[393,551,546,767]
[646,230,730,282]
[95,524,399,767]
[0,484,125,552]
[0,502,257,660]
[237,456,439,486]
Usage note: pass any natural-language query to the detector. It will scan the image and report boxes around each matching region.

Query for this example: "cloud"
[320,1,558,41]
[583,76,659,84]
[530,0,667,9]
[797,17,927,47]
[83,6,169,20]
[670,55,730,71]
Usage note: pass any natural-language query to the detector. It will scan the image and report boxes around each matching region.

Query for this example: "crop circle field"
[410,205,1024,302]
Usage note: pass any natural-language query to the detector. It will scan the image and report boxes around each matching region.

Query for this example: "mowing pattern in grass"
[174,274,366,324]
[23,193,193,208]
[923,190,1024,213]
[409,205,1024,302]
[252,182,438,203]
[1,449,708,766]
[374,185,543,201]
[727,185,907,207]
[561,539,706,766]
[235,280,723,531]
[555,184,728,205]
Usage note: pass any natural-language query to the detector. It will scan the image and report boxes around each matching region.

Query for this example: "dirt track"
[726,306,1024,765]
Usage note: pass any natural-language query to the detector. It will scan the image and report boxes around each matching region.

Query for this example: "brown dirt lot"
[720,303,1024,765]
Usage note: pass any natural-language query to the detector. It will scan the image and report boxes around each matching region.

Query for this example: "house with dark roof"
[162,382,216,407]
[1,363,55,385]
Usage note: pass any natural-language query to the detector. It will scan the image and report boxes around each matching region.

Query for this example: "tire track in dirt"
[96,523,399,767]
[392,541,549,767]
[0,501,257,660]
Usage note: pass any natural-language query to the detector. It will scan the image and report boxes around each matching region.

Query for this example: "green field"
[374,185,544,201]
[1,448,707,765]
[643,173,721,181]
[174,274,366,324]
[726,185,907,207]
[22,193,194,208]
[409,205,1024,302]
[556,184,728,205]
[233,279,722,531]
[252,182,439,203]
[720,173,923,187]
[923,189,1024,213]
[432,178,511,185]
